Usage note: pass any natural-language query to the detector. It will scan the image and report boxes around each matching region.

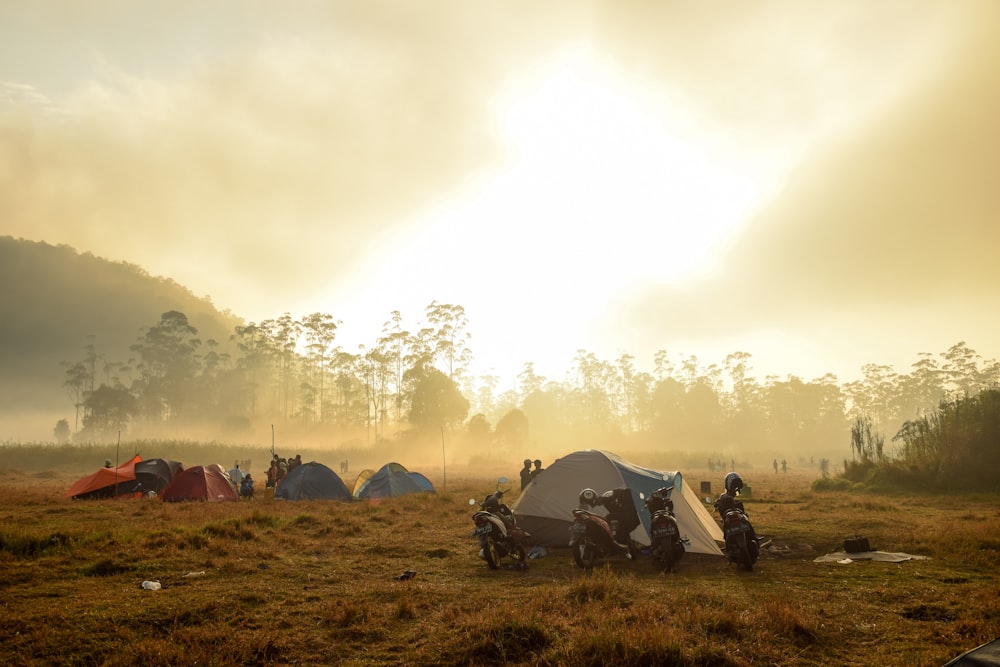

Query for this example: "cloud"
[0,2,577,317]
[613,9,1000,375]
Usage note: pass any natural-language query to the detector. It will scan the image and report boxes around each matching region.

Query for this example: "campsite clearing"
[0,463,998,666]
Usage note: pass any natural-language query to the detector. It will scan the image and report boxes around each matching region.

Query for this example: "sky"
[2,1,999,389]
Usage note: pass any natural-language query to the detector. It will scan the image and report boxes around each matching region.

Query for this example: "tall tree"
[420,301,472,381]
[301,312,340,423]
[406,362,469,431]
[130,311,201,422]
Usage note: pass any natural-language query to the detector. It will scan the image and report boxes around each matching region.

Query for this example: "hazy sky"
[3,1,998,387]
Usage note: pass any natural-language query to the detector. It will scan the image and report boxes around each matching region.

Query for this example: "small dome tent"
[161,464,239,502]
[274,462,353,501]
[133,458,183,494]
[354,462,435,499]
[510,450,724,556]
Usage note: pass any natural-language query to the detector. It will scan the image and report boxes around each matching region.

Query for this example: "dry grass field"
[1,463,998,666]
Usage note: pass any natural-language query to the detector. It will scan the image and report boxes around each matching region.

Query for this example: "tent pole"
[114,431,120,496]
[440,426,446,493]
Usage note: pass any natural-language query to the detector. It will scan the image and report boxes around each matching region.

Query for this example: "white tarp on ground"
[814,550,930,563]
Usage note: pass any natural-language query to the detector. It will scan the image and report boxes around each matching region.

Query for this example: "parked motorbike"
[470,477,531,570]
[642,486,685,572]
[714,487,759,572]
[570,488,640,568]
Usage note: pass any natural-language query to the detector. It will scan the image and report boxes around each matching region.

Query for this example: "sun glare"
[326,48,772,381]
[492,49,764,287]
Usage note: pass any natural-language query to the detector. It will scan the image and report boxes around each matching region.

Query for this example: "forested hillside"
[0,236,243,439]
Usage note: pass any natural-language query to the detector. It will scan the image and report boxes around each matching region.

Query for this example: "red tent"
[66,455,143,499]
[161,464,239,502]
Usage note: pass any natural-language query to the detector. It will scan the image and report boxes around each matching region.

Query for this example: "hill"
[0,236,244,441]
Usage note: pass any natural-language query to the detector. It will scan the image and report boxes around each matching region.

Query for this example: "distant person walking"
[773,459,778,475]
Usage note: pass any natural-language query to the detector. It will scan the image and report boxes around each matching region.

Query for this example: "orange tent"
[66,454,143,499]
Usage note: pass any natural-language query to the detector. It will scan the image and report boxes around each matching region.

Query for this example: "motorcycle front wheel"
[482,537,501,570]
[508,541,527,563]
[572,539,597,569]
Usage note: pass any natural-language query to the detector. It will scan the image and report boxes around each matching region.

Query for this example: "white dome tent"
[510,449,724,556]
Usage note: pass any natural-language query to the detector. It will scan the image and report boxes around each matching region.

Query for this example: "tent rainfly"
[510,449,724,556]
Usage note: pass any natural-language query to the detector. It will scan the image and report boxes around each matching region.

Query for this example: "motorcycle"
[642,486,686,572]
[570,488,640,569]
[470,477,531,570]
[714,491,760,572]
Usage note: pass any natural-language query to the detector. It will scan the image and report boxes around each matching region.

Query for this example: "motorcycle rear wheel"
[737,533,754,572]
[483,538,501,570]
[661,540,675,573]
[572,540,597,569]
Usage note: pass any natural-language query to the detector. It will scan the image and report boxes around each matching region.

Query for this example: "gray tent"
[274,462,352,501]
[510,449,724,555]
[943,638,1000,666]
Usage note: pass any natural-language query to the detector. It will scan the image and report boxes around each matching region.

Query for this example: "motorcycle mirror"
[497,476,508,484]
[468,498,476,506]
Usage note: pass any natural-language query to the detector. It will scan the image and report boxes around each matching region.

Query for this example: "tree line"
[58,303,1000,467]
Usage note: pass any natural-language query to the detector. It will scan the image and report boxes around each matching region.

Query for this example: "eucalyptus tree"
[494,407,529,456]
[61,335,99,433]
[232,322,271,418]
[376,310,418,428]
[300,312,340,423]
[356,345,392,443]
[940,341,1000,398]
[569,350,616,433]
[262,313,302,423]
[81,383,138,439]
[406,360,470,432]
[420,301,473,382]
[517,362,545,401]
[470,371,499,422]
[130,310,201,422]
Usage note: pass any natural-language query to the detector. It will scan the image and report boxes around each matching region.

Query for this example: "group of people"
[266,454,303,489]
[519,459,545,490]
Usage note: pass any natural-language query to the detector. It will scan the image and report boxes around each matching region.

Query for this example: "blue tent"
[408,471,435,492]
[274,462,353,501]
[354,462,435,499]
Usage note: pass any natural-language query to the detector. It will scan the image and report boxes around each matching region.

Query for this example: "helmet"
[579,488,598,507]
[725,472,744,495]
[483,495,501,513]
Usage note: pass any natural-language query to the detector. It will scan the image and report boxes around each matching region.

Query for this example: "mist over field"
[2,3,999,472]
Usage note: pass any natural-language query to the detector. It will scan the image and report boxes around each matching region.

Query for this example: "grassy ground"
[0,465,998,666]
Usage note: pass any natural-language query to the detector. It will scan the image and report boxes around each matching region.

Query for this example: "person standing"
[531,459,544,480]
[519,459,533,491]
[228,462,245,490]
